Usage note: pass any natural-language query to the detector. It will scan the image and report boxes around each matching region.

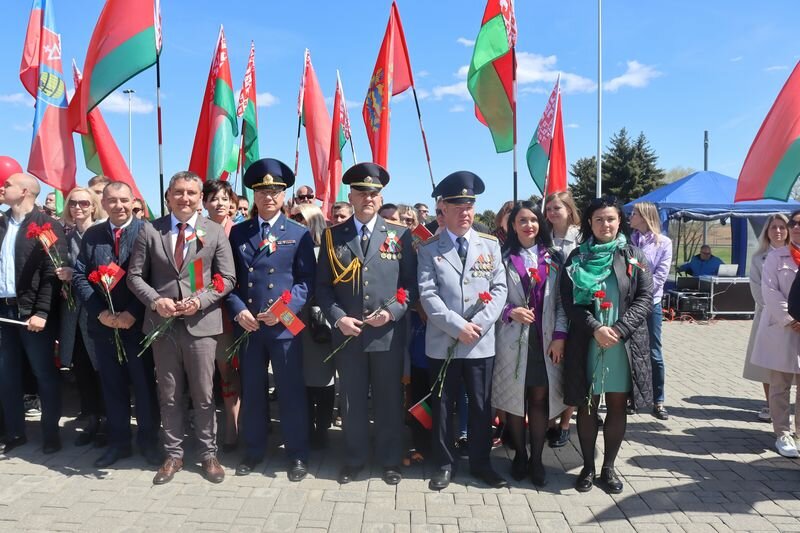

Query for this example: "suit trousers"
[92,327,159,451]
[241,331,309,462]
[0,302,60,442]
[770,369,800,438]
[428,356,494,472]
[152,321,217,460]
[336,348,404,467]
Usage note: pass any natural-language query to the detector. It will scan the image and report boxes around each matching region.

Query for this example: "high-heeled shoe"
[528,460,547,487]
[510,452,528,481]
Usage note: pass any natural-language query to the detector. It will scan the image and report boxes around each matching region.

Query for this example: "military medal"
[259,234,278,255]
[379,230,402,259]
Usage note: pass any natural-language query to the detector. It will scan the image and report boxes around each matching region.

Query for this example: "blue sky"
[1,0,798,213]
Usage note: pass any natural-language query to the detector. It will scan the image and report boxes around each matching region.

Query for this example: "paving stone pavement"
[1,319,799,532]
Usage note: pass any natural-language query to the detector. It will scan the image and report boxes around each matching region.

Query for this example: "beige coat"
[492,250,568,418]
[743,249,771,382]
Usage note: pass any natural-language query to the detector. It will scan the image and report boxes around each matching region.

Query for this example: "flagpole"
[338,70,358,165]
[293,49,309,199]
[512,49,518,203]
[156,54,165,216]
[410,86,435,191]
[596,0,603,199]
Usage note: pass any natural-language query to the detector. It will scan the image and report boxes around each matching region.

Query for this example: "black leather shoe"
[529,461,547,487]
[0,436,27,455]
[470,468,508,488]
[510,452,528,481]
[598,467,623,494]
[236,457,262,476]
[428,469,452,491]
[94,447,132,468]
[337,465,363,484]
[575,467,595,492]
[382,466,402,485]
[653,404,669,420]
[42,438,61,455]
[288,460,308,482]
[142,446,163,466]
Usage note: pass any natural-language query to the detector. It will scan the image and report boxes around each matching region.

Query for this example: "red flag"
[20,0,77,193]
[300,51,331,200]
[363,1,414,167]
[323,72,349,219]
[546,91,567,194]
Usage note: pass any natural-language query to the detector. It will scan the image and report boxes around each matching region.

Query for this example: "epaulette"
[477,232,498,242]
[422,234,440,245]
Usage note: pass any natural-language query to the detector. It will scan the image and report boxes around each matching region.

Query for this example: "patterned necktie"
[360,225,370,255]
[174,222,186,270]
[261,221,270,240]
[113,227,123,258]
[456,236,468,265]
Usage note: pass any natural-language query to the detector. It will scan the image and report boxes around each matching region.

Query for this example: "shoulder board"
[422,234,440,245]
[477,232,498,242]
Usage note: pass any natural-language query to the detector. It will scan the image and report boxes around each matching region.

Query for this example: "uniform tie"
[456,236,468,265]
[261,221,271,240]
[360,225,370,255]
[174,222,186,270]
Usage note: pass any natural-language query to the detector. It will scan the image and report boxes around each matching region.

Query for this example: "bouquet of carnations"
[586,290,614,408]
[226,290,303,363]
[514,267,541,379]
[88,264,127,363]
[28,222,74,310]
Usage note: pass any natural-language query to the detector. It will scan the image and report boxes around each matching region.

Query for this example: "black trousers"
[72,329,104,417]
[306,385,335,434]
[428,356,494,472]
[408,365,431,452]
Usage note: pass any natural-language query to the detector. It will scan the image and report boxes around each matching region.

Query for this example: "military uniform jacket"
[417,230,507,359]
[226,214,316,341]
[316,215,418,353]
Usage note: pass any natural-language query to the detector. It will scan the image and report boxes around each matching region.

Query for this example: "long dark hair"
[504,201,553,255]
[578,196,631,244]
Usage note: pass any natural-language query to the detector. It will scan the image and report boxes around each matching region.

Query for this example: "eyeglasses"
[132,208,143,214]
[401,217,415,224]
[255,189,284,198]
[296,194,314,201]
[435,209,443,216]
[68,199,91,209]
[789,220,800,228]
[291,214,305,222]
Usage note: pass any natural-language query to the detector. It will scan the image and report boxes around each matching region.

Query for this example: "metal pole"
[512,49,518,202]
[156,57,165,217]
[703,130,709,243]
[123,89,135,173]
[595,0,603,198]
[411,86,436,192]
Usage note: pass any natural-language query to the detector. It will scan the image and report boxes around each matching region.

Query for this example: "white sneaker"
[775,435,799,458]
[758,407,772,422]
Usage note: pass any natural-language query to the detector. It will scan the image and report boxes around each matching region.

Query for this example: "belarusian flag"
[526,76,567,195]
[72,61,152,219]
[189,26,239,182]
[68,0,161,134]
[323,71,352,218]
[468,0,517,153]
[299,50,331,201]
[736,61,800,201]
[408,394,432,430]
[237,41,258,203]
[362,1,414,168]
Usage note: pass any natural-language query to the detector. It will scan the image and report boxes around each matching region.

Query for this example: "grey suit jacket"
[417,229,507,359]
[127,214,236,337]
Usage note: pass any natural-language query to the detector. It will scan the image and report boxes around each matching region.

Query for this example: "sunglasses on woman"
[296,194,314,201]
[132,208,143,214]
[291,213,305,222]
[68,200,91,209]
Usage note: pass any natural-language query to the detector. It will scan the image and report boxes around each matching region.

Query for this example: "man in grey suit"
[316,162,418,485]
[417,171,508,490]
[128,171,236,485]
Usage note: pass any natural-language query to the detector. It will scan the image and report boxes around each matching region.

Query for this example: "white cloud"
[99,91,154,114]
[566,123,579,129]
[765,65,789,72]
[432,81,470,100]
[516,52,597,94]
[520,86,548,95]
[12,123,31,132]
[456,37,475,47]
[256,92,278,107]
[456,65,469,79]
[417,70,430,78]
[449,104,466,113]
[730,56,743,62]
[0,93,32,106]
[603,60,662,92]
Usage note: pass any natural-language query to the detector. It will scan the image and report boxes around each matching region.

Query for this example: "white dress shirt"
[170,212,199,261]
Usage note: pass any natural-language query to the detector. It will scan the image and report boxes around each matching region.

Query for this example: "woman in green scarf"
[560,197,653,495]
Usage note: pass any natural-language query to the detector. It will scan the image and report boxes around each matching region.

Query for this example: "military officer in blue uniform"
[227,158,316,481]
[316,162,418,485]
[417,171,509,490]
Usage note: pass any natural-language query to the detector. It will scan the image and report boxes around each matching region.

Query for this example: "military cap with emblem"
[342,162,390,192]
[243,158,295,190]
[431,171,485,204]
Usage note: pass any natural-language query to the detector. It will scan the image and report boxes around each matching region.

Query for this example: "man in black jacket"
[0,173,66,454]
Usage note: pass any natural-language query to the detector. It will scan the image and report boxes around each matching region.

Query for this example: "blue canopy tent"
[623,171,800,275]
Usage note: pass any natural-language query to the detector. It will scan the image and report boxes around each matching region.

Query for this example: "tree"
[475,209,496,231]
[569,156,597,212]
[663,166,696,184]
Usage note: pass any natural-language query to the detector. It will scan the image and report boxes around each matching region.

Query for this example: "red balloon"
[0,156,23,186]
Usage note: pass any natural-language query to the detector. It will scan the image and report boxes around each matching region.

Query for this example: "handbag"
[309,305,332,344]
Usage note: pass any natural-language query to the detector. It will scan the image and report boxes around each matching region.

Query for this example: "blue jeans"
[647,302,665,404]
[0,303,61,441]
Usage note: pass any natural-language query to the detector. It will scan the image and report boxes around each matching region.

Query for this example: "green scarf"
[567,234,627,305]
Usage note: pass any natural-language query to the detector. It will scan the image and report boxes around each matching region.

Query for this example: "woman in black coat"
[560,196,653,495]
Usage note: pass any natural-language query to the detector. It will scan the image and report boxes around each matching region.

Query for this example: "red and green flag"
[526,76,567,195]
[187,258,204,293]
[408,394,432,430]
[237,41,259,204]
[362,1,414,168]
[68,0,161,134]
[189,26,239,182]
[736,61,800,201]
[467,0,517,153]
[299,50,331,201]
[324,71,353,218]
[72,61,153,219]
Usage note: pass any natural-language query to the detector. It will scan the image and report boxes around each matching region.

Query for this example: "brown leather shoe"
[153,457,183,485]
[201,456,225,484]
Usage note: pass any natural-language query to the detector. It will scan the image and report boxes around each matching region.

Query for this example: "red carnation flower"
[87,271,100,285]
[211,273,225,293]
[26,222,41,239]
[600,301,613,310]
[594,290,606,300]
[40,223,52,232]
[396,288,408,305]
[280,290,292,304]
[478,292,492,304]
[529,268,541,283]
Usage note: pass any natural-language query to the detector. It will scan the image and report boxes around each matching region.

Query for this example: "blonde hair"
[755,213,790,255]
[544,191,580,227]
[62,187,101,226]
[296,203,326,246]
[633,201,662,239]
[397,204,418,229]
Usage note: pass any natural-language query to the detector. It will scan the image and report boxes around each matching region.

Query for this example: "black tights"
[506,386,548,467]
[576,392,627,471]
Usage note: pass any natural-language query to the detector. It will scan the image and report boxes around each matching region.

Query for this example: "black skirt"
[525,326,549,388]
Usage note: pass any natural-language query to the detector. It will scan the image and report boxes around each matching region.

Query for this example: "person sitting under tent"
[678,245,724,276]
